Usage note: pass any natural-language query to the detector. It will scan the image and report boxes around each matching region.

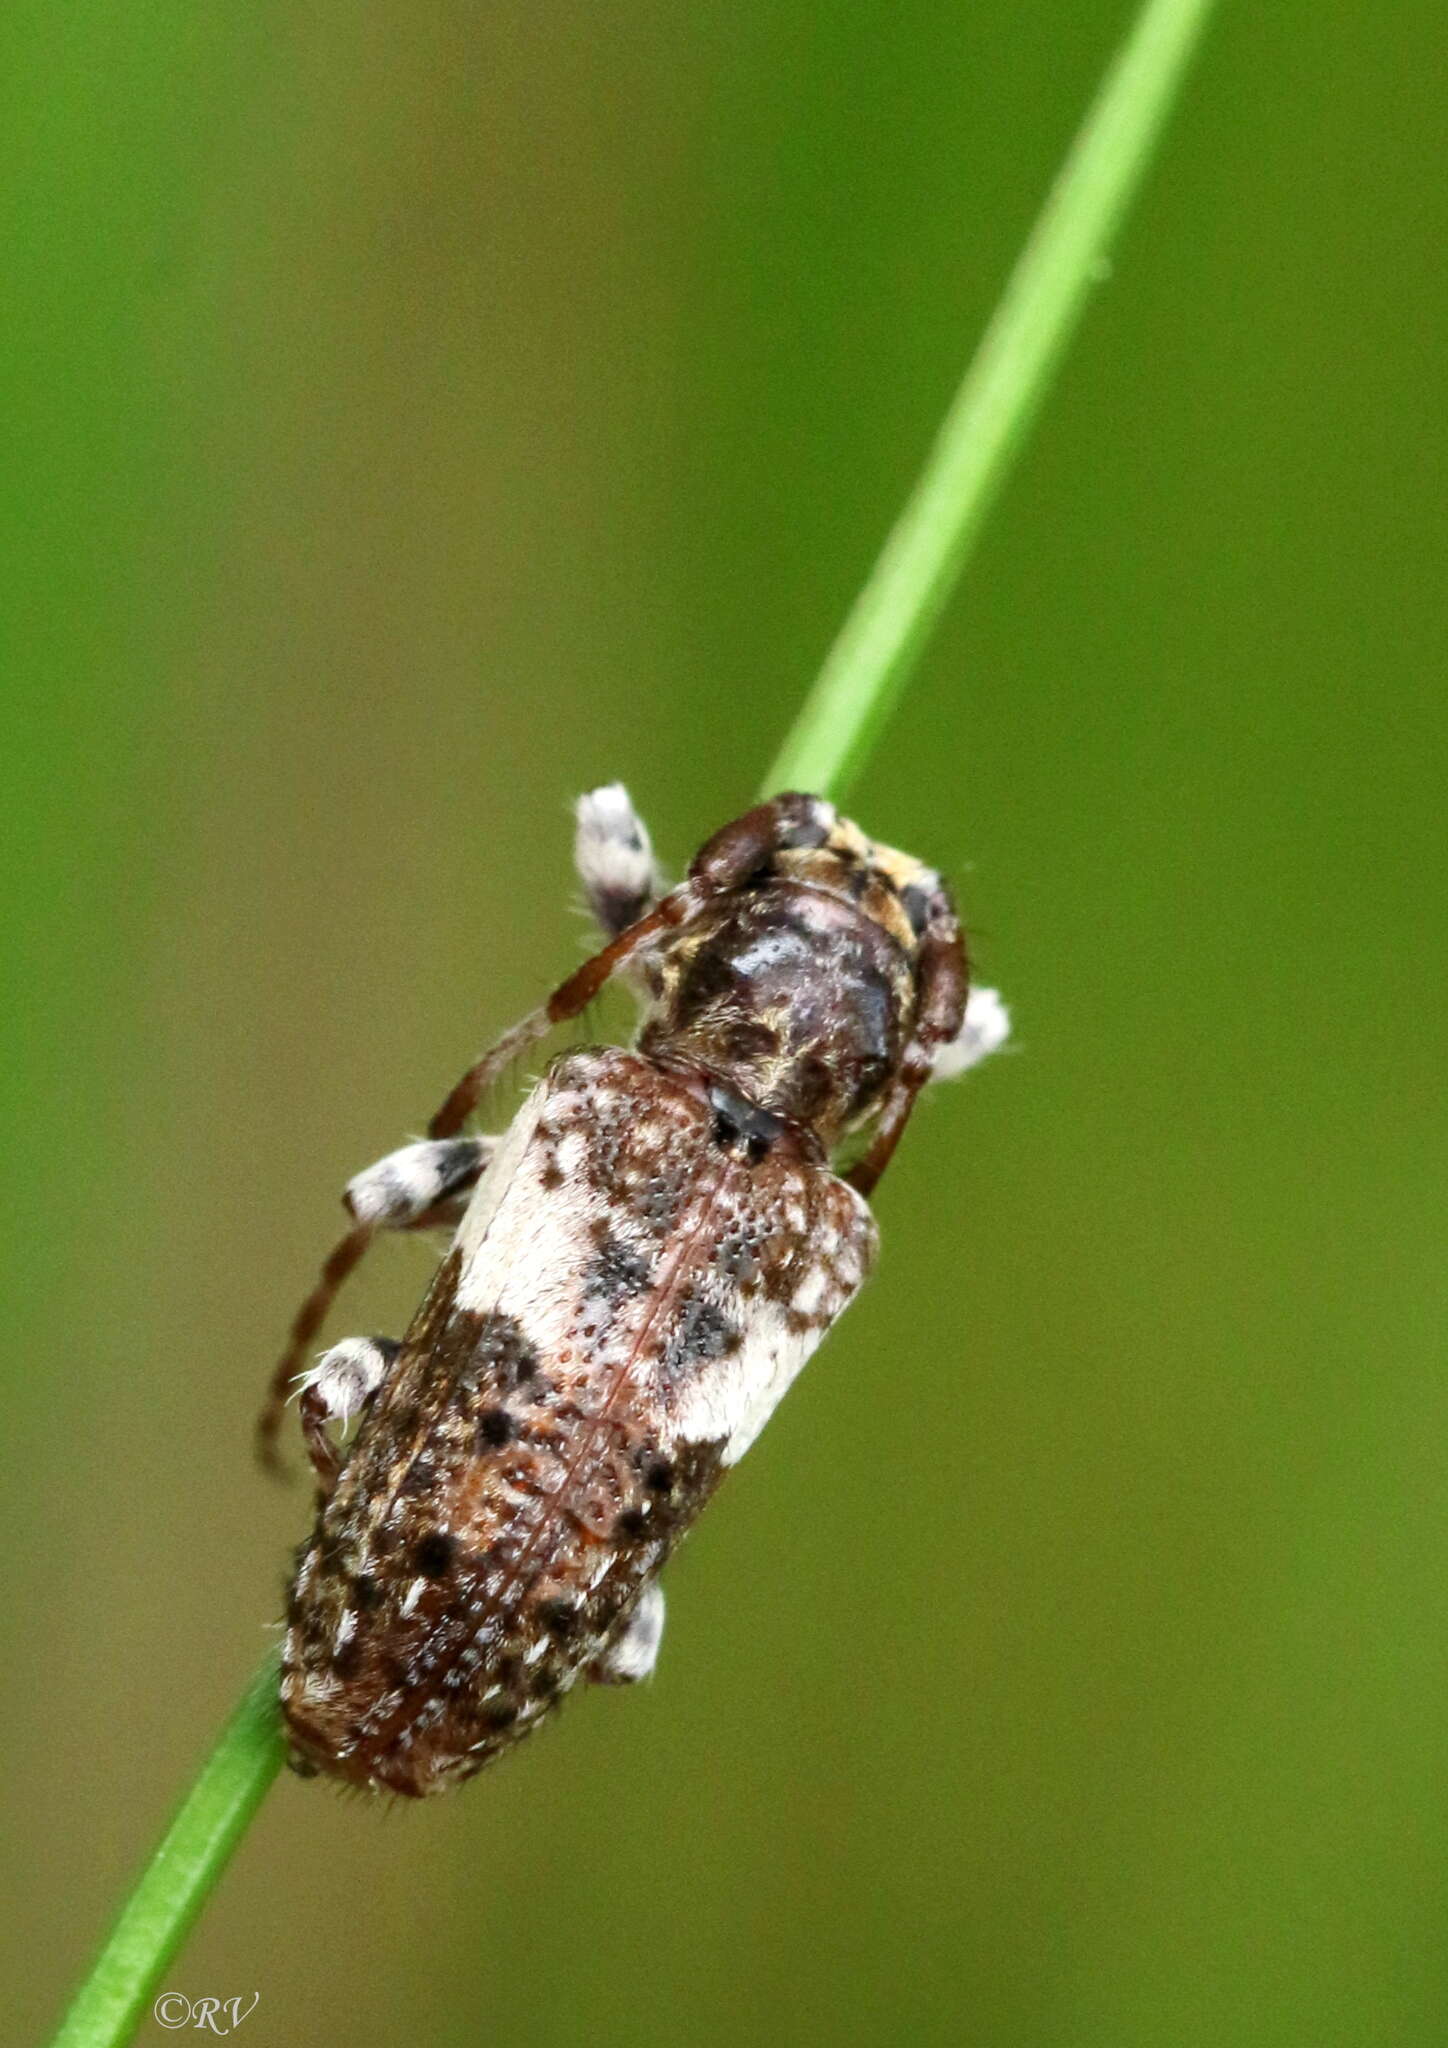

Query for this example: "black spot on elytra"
[615,1506,650,1541]
[413,1530,456,1578]
[477,1407,515,1448]
[482,1699,519,1730]
[663,1295,740,1376]
[644,1457,675,1493]
[536,1596,580,1636]
[332,1638,363,1681]
[352,1574,383,1611]
[586,1232,653,1302]
[539,1159,564,1191]
[449,1310,541,1398]
[473,1311,541,1385]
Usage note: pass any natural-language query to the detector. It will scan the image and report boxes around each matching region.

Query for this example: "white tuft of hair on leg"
[574,783,659,929]
[344,1137,487,1226]
[295,1336,392,1425]
[932,985,1011,1082]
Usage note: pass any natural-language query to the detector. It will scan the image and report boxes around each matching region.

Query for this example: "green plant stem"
[761,0,1216,801]
[49,4,1215,2041]
[52,1655,285,2048]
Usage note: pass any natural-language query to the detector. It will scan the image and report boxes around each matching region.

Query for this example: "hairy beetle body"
[265,789,1008,1795]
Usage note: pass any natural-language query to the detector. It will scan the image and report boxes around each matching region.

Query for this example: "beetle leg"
[930,984,1011,1082]
[574,783,663,938]
[427,791,843,1141]
[257,1136,494,1476]
[342,1135,495,1228]
[295,1336,400,1491]
[846,872,968,1197]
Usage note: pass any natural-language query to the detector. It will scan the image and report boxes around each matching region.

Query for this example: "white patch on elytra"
[665,1170,874,1463]
[790,1266,829,1319]
[451,1058,713,1412]
[666,1308,808,1464]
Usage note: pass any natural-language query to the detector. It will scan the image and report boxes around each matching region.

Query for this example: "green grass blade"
[761,0,1217,801]
[50,1656,284,2048]
[47,3,1216,2039]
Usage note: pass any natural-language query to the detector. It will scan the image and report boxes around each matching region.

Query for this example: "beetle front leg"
[574,783,663,938]
[429,790,846,1139]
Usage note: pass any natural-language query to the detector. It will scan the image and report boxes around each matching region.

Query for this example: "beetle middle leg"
[256,1135,495,1475]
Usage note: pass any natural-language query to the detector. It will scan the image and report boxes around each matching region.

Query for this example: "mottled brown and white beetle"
[258,787,1008,1796]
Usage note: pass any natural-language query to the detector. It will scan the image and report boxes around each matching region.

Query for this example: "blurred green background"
[6,4,1447,2044]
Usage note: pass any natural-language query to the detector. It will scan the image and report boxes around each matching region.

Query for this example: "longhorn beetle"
[260,786,1008,1795]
